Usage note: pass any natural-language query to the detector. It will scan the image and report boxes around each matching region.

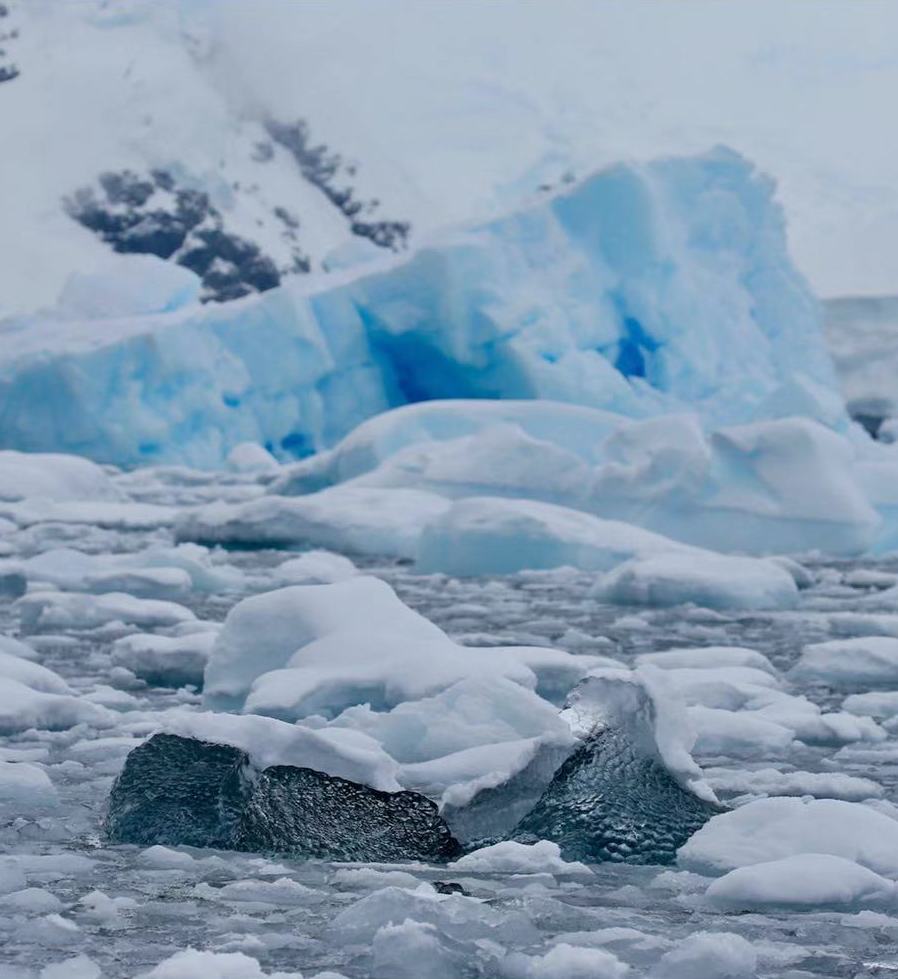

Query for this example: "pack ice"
[107,577,721,863]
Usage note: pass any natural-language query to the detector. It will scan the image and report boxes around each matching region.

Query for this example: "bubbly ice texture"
[0,148,840,469]
[105,733,461,863]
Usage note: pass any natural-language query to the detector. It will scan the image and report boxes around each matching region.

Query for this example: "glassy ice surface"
[2,478,898,978]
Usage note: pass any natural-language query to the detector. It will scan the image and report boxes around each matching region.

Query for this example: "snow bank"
[705,853,897,911]
[0,148,838,468]
[678,796,898,877]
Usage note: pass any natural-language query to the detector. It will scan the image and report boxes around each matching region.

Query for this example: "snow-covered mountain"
[2,0,898,315]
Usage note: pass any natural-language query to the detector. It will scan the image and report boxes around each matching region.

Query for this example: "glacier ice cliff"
[0,147,840,468]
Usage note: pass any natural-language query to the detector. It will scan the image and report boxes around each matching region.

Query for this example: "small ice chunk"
[595,553,798,611]
[273,550,357,585]
[16,591,195,632]
[843,690,898,719]
[0,651,72,694]
[650,931,756,979]
[177,486,451,560]
[449,840,592,877]
[140,948,302,978]
[704,766,883,802]
[416,495,688,576]
[40,955,102,979]
[138,845,197,870]
[792,637,898,690]
[705,853,896,911]
[5,887,64,913]
[111,631,217,688]
[687,706,795,758]
[371,918,467,979]
[501,942,630,979]
[227,442,280,473]
[0,450,121,503]
[0,760,58,808]
[635,646,775,675]
[0,634,39,661]
[0,678,113,735]
[678,796,898,876]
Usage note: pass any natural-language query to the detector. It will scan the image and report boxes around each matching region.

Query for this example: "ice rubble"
[104,577,728,862]
[0,148,838,468]
[179,399,898,564]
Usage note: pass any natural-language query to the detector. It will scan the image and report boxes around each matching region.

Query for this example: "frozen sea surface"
[2,495,898,975]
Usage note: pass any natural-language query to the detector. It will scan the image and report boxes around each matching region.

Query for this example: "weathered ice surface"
[512,727,721,864]
[106,733,461,863]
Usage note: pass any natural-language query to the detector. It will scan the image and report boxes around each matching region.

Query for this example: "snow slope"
[2,0,898,314]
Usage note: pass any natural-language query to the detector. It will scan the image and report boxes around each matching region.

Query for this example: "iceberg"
[0,148,840,469]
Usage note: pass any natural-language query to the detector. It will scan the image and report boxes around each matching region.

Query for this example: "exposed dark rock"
[267,118,410,251]
[0,1,20,84]
[65,169,309,303]
[432,881,469,896]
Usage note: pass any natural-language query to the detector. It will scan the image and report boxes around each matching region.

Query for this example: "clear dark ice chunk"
[106,733,461,863]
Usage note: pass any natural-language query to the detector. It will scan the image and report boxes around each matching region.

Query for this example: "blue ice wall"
[0,147,838,468]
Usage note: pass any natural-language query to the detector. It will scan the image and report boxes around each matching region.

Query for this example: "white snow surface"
[3,0,898,314]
